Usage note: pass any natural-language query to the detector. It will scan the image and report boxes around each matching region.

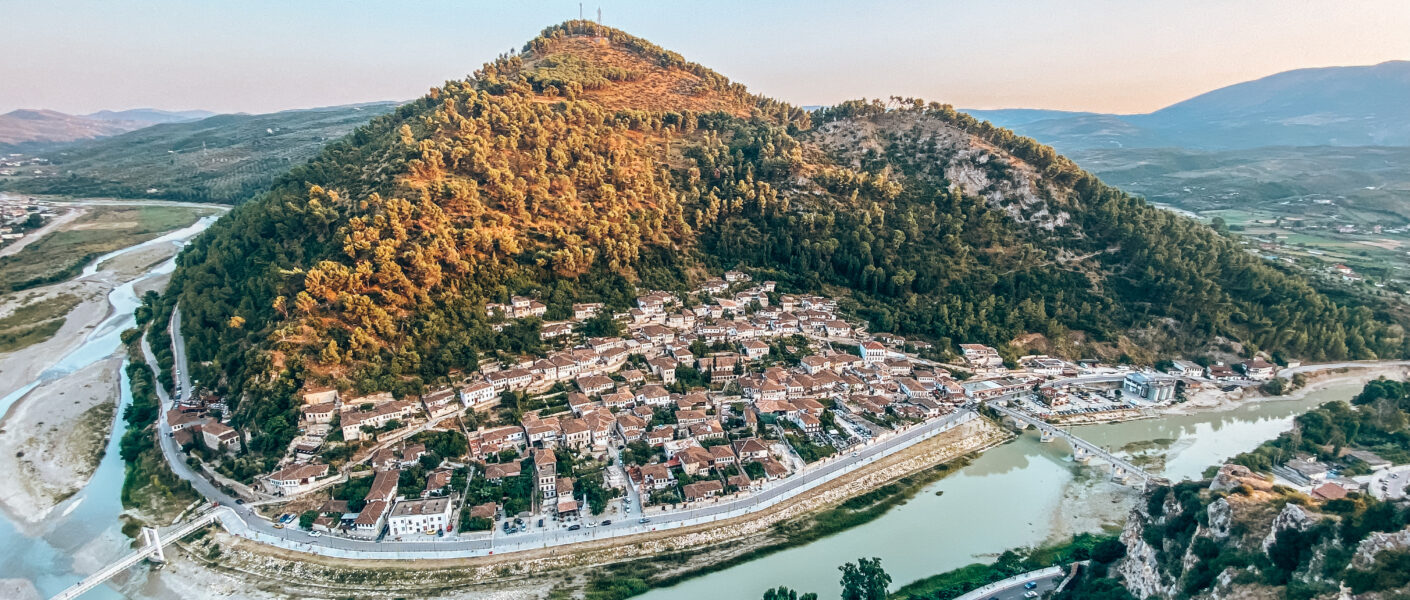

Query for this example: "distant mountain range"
[84,108,217,124]
[965,60,1410,150]
[2,102,398,203]
[0,107,216,149]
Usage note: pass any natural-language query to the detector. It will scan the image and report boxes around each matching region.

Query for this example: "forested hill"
[167,20,1406,456]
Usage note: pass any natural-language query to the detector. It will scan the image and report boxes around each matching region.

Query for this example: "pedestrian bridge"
[987,402,1161,486]
[50,509,221,600]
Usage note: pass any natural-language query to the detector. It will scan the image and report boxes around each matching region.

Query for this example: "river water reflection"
[641,381,1365,600]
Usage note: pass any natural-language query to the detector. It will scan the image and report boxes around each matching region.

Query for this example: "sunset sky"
[4,0,1408,115]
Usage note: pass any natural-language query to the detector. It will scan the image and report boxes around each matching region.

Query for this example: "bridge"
[50,509,222,600]
[987,402,1160,486]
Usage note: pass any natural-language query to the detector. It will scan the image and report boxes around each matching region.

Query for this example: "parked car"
[638,517,651,524]
[568,524,581,531]
[307,531,321,537]
[601,519,612,526]
[537,518,544,528]
[1025,581,1038,589]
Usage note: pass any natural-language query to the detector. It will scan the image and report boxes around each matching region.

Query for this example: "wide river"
[639,382,1365,600]
[0,234,1369,599]
[0,216,217,599]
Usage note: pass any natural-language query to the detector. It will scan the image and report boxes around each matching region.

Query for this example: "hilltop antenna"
[579,3,583,19]
[597,7,602,24]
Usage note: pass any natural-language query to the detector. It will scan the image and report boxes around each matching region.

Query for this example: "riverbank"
[0,356,124,527]
[126,418,1010,599]
[1164,362,1410,415]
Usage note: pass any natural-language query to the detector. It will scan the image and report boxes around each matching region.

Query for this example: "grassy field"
[0,292,80,352]
[0,205,213,292]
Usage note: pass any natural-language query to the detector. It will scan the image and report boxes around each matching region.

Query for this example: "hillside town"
[162,270,1290,542]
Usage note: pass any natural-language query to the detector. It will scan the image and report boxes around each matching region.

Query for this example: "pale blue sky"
[3,0,1408,115]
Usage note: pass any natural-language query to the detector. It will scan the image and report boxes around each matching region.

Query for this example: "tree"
[1091,538,1128,564]
[762,586,817,600]
[839,557,890,600]
[298,510,319,529]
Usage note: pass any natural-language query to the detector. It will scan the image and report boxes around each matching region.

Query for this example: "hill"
[84,108,217,124]
[0,109,146,149]
[965,61,1410,150]
[164,21,1407,455]
[1,103,397,203]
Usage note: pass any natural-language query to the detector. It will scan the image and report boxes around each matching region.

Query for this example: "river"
[640,382,1366,600]
[0,216,216,599]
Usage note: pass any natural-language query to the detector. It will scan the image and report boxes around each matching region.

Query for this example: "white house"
[386,497,454,536]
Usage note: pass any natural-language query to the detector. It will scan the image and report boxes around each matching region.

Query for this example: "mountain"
[964,61,1410,150]
[2,103,397,203]
[164,21,1407,455]
[84,108,217,124]
[0,109,147,148]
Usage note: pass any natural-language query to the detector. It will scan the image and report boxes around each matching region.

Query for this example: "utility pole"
[597,7,602,24]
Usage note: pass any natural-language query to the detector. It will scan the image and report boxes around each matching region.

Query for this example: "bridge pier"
[1072,445,1091,463]
[1039,429,1054,443]
[1111,465,1127,483]
[142,527,165,564]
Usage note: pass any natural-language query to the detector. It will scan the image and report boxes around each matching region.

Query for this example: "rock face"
[1205,497,1234,540]
[1352,525,1410,570]
[1262,503,1312,552]
[1117,510,1171,600]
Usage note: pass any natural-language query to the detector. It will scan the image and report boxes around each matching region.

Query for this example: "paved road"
[148,310,981,557]
[984,576,1061,600]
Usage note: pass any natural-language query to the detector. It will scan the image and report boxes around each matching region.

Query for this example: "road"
[146,308,982,558]
[953,566,1067,600]
[982,575,1061,600]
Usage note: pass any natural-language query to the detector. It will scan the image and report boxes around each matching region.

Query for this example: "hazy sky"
[3,1,1408,115]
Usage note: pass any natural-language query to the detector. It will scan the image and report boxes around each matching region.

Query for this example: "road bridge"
[988,402,1160,485]
[49,509,220,600]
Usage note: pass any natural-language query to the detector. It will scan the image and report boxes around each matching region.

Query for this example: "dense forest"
[163,20,1409,457]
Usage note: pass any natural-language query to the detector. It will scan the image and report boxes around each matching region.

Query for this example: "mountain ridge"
[964,60,1410,150]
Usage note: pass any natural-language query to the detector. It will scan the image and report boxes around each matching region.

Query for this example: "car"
[1024,592,1039,599]
[586,521,597,528]
[639,517,651,524]
[537,518,544,527]
[273,523,284,529]
[1025,581,1038,589]
[568,524,581,531]
[235,499,245,505]
[601,519,612,525]
[307,530,321,537]
[851,452,859,457]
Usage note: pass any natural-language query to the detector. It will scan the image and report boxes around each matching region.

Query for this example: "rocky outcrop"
[1117,509,1172,600]
[1262,503,1313,552]
[1209,464,1272,493]
[1205,497,1234,540]
[1351,525,1410,570]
